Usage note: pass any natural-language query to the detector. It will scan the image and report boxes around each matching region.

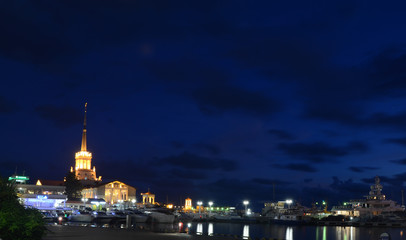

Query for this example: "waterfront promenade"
[43,225,235,240]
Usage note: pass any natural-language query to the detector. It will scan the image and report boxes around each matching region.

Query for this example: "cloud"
[170,141,184,149]
[277,141,368,163]
[366,112,406,130]
[273,163,318,173]
[329,177,369,199]
[390,158,406,165]
[97,159,159,183]
[384,137,406,146]
[35,104,82,128]
[144,58,281,116]
[366,48,406,96]
[193,143,221,155]
[169,168,207,180]
[361,173,406,188]
[192,83,280,116]
[0,96,19,114]
[304,178,313,183]
[348,166,379,173]
[158,151,239,172]
[268,129,294,140]
[251,178,291,186]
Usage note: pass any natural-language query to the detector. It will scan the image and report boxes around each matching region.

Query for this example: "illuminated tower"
[71,103,101,183]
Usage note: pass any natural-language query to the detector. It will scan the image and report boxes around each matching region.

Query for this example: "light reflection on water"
[208,223,213,236]
[242,225,249,239]
[188,223,406,240]
[196,223,203,235]
[56,222,406,239]
[285,227,293,240]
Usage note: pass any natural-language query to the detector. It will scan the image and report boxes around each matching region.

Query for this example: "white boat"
[92,211,116,224]
[212,212,242,221]
[69,211,93,222]
[331,176,405,220]
[127,210,149,223]
[143,208,175,223]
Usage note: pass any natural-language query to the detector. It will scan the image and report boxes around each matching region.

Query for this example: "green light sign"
[8,176,29,181]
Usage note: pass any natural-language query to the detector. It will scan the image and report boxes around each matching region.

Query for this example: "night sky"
[2,1,406,210]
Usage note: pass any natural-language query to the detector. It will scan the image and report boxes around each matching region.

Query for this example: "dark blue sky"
[2,1,406,210]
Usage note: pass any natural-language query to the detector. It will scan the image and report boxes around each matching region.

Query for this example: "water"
[185,222,406,240]
[52,221,406,239]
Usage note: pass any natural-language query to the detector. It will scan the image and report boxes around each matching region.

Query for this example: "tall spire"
[81,102,87,151]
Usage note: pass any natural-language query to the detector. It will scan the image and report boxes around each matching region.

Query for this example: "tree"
[0,176,45,240]
[64,171,83,200]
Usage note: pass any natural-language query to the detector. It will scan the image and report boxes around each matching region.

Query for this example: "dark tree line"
[0,176,45,240]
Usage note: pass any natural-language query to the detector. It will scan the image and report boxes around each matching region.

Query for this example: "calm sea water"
[183,222,406,240]
[62,221,406,239]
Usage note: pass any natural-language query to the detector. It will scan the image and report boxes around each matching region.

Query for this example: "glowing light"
[196,223,203,235]
[285,227,293,240]
[8,176,29,181]
[286,199,293,204]
[185,198,192,210]
[243,225,250,240]
[208,223,213,236]
[75,151,92,158]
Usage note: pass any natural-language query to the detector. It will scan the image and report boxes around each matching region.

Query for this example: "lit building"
[70,103,101,184]
[185,198,192,211]
[14,178,66,210]
[81,180,136,205]
[141,189,155,205]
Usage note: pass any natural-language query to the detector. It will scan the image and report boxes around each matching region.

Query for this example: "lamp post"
[131,199,136,208]
[243,200,249,215]
[82,198,87,209]
[286,199,293,209]
[197,201,203,214]
[118,200,123,210]
[208,201,213,215]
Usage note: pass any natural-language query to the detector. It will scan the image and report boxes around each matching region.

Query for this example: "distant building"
[81,180,136,205]
[70,103,101,185]
[185,198,192,211]
[141,189,155,205]
[14,178,66,210]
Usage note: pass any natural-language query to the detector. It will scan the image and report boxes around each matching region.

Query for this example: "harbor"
[35,174,406,240]
[43,222,404,240]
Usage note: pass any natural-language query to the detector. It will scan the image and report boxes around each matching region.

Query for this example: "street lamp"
[82,198,87,209]
[208,201,213,215]
[286,199,293,209]
[243,200,249,215]
[131,199,136,208]
[197,201,203,214]
[118,200,123,210]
